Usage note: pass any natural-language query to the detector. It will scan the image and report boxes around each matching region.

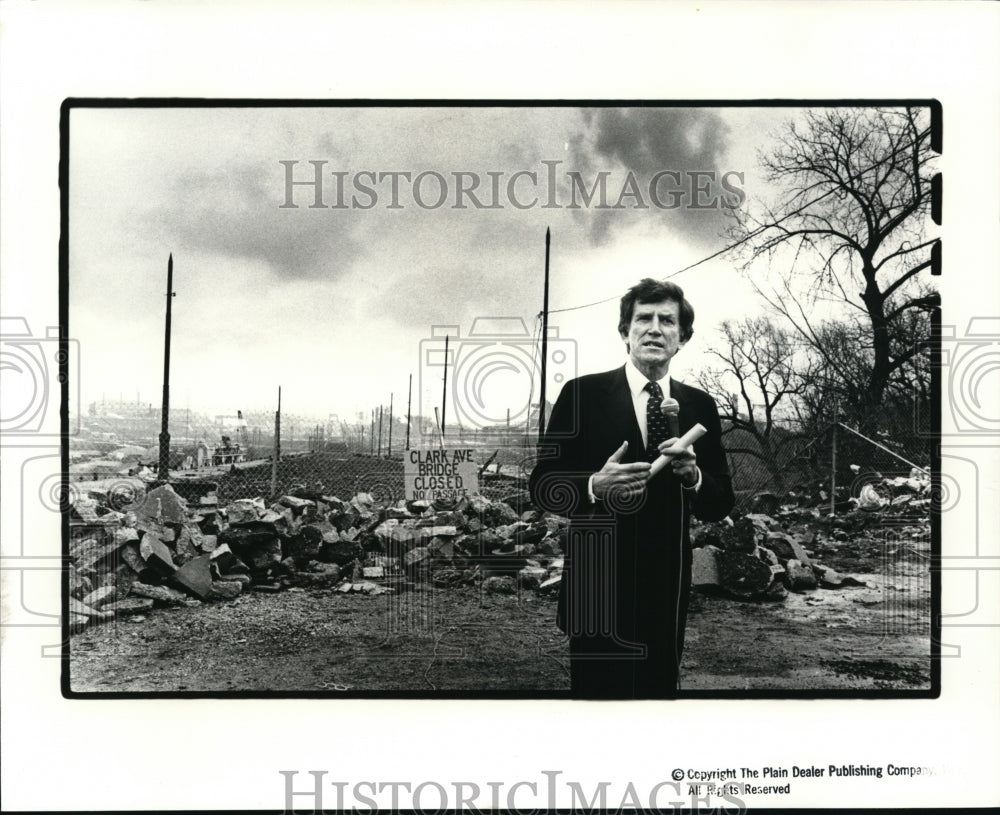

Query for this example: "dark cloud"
[145,162,364,281]
[569,108,741,248]
[590,107,730,171]
[360,217,545,333]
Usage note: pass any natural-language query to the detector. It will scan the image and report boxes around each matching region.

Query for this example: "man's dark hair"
[618,278,695,342]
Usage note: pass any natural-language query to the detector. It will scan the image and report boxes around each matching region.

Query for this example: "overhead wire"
[544,123,934,317]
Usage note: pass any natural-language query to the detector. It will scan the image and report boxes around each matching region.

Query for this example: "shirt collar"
[624,358,671,399]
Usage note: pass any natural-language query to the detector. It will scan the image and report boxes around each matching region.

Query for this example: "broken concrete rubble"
[171,555,214,600]
[404,546,431,567]
[81,586,116,608]
[717,550,775,600]
[207,580,243,601]
[517,566,548,590]
[107,597,154,616]
[129,582,188,606]
[692,545,722,589]
[68,482,573,633]
[127,484,188,525]
[173,524,200,565]
[764,531,813,565]
[140,535,177,577]
[70,468,908,636]
[209,544,250,575]
[70,597,114,620]
[483,575,516,595]
[688,468,924,601]
[784,558,819,591]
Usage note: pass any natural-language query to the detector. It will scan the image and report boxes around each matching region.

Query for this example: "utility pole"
[440,334,450,443]
[270,386,281,497]
[405,374,412,451]
[157,254,175,483]
[434,407,445,449]
[538,227,551,441]
[387,392,394,457]
[377,405,383,457]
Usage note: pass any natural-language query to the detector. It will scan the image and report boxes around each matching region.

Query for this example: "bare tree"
[698,317,811,491]
[735,107,938,427]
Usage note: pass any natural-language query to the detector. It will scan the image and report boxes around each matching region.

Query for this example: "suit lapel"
[599,365,644,463]
[670,378,695,436]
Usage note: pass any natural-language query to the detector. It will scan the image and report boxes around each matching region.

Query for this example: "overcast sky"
[70,105,802,432]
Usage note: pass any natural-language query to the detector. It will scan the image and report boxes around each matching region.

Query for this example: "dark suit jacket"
[529,365,734,696]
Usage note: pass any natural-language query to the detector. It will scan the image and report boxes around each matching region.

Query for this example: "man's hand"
[657,437,699,487]
[592,441,651,501]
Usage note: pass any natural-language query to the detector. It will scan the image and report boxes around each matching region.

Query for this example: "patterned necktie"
[645,381,670,461]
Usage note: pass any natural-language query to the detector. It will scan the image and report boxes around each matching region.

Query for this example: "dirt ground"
[69,534,931,695]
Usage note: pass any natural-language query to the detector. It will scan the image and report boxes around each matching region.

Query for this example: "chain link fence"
[70,399,932,514]
[70,403,539,510]
[723,403,932,511]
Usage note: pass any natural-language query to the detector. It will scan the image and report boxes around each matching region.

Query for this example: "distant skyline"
[69,105,832,424]
[74,389,556,442]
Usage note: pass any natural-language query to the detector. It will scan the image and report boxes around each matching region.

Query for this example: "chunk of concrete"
[139,535,176,575]
[81,586,116,608]
[171,555,214,600]
[128,582,188,606]
[784,558,818,591]
[692,545,722,588]
[106,597,155,616]
[207,580,243,601]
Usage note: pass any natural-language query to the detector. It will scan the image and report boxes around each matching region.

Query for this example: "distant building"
[211,436,246,466]
[326,413,345,440]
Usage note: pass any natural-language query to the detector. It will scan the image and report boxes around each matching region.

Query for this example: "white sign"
[404,448,479,501]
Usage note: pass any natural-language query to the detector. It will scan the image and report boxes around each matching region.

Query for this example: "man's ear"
[620,330,630,354]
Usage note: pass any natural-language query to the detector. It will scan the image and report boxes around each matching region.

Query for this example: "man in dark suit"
[529,278,734,698]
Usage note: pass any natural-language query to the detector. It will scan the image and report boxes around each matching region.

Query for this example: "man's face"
[622,298,685,372]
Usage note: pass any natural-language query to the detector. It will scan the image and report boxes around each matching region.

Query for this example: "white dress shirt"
[624,358,671,449]
[588,361,701,502]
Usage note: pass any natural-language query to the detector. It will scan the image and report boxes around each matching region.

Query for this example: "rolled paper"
[648,423,707,478]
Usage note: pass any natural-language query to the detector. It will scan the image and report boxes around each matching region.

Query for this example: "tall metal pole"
[538,227,551,441]
[441,334,449,442]
[405,374,412,451]
[434,407,445,449]
[270,386,281,497]
[157,254,175,482]
[370,410,375,455]
[377,405,383,457]
[387,392,394,457]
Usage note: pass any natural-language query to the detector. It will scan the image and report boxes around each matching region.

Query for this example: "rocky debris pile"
[68,484,569,633]
[691,512,869,602]
[69,467,929,628]
[691,466,934,602]
[853,468,931,513]
[708,468,932,600]
[68,484,251,631]
[284,490,567,596]
[748,466,931,519]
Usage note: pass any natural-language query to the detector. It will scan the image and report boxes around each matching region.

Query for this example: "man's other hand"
[592,441,651,500]
[657,437,698,487]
